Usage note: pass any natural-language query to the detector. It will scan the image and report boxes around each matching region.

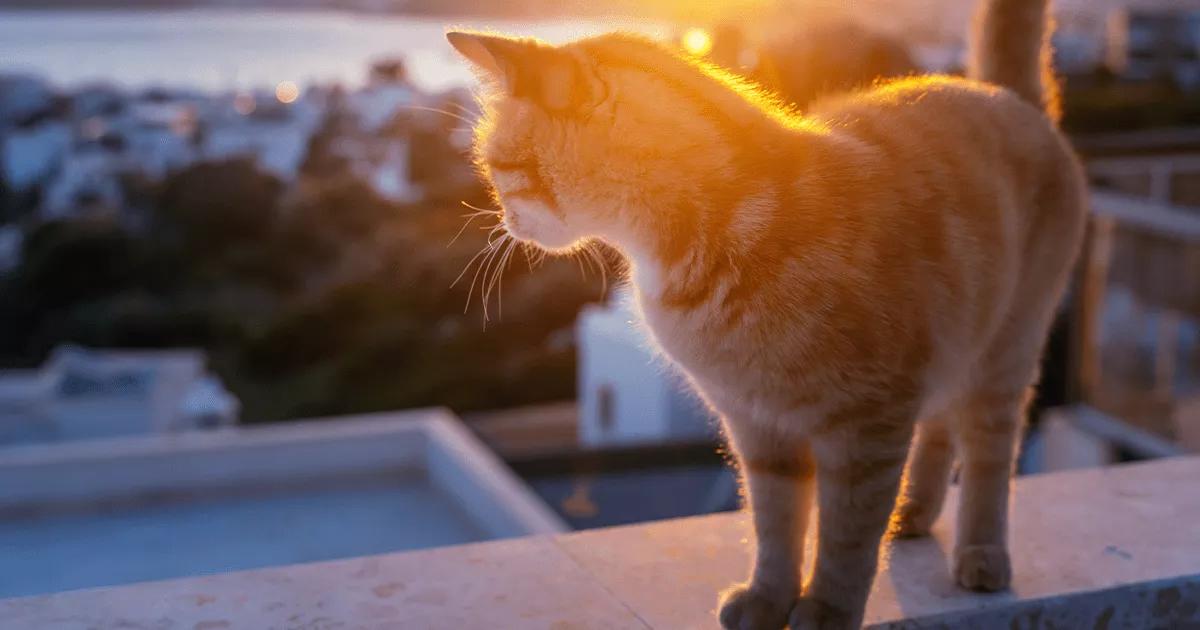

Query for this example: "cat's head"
[448,31,764,256]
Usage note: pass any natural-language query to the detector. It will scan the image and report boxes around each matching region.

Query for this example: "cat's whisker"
[485,238,517,320]
[399,104,477,126]
[451,235,503,294]
[487,236,516,320]
[585,242,609,296]
[450,243,490,289]
[448,212,489,248]
[520,242,537,273]
[499,240,519,319]
[444,100,475,116]
[461,200,497,214]
[486,224,508,246]
[466,241,499,317]
[475,234,512,321]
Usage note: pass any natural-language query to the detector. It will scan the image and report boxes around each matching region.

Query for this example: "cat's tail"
[969,0,1061,122]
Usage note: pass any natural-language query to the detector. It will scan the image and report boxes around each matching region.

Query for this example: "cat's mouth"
[499,197,577,251]
[487,159,578,251]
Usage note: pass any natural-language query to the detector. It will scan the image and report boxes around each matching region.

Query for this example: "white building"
[1107,8,1200,88]
[0,75,55,126]
[576,293,714,448]
[117,101,198,179]
[335,78,422,202]
[199,90,325,182]
[40,147,126,218]
[35,100,197,218]
[0,345,239,446]
[347,82,414,135]
[0,121,71,193]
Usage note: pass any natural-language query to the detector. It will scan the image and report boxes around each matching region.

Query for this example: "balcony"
[4,455,1198,629]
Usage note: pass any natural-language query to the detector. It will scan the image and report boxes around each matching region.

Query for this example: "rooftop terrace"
[0,410,565,599]
[5,456,1198,629]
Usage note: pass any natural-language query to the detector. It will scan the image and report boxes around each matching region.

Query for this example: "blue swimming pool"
[0,476,484,598]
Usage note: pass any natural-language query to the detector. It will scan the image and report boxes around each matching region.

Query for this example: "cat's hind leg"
[951,155,1086,593]
[952,383,1030,592]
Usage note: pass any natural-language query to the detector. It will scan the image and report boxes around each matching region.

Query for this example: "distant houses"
[0,57,469,233]
[1107,7,1200,88]
[0,345,239,446]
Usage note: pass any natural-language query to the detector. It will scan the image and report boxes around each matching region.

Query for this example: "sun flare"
[681,28,714,56]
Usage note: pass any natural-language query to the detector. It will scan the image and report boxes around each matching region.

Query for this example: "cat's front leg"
[789,412,914,630]
[717,420,816,630]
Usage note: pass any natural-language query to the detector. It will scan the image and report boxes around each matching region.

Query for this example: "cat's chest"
[637,297,829,427]
[637,296,751,378]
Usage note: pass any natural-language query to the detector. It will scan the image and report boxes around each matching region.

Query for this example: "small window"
[597,384,615,433]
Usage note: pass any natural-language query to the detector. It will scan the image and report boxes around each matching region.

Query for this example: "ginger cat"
[448,0,1085,627]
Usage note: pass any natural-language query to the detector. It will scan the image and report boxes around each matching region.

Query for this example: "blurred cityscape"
[0,0,1198,602]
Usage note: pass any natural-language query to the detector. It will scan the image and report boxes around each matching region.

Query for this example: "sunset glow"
[681,28,713,56]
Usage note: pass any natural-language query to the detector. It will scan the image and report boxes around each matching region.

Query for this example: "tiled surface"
[554,456,1200,628]
[554,513,755,629]
[4,457,1199,629]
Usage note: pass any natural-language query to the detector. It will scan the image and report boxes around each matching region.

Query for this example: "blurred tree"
[18,218,163,309]
[156,158,282,259]
[289,176,393,243]
[751,21,918,109]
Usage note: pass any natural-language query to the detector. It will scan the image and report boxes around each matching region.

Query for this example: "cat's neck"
[610,125,873,309]
[612,190,775,307]
[609,124,873,309]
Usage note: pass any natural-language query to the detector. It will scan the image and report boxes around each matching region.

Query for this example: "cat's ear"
[446,31,592,111]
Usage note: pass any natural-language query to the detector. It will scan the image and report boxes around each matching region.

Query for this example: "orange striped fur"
[449,1,1085,627]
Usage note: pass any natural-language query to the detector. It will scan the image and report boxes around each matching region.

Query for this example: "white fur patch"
[490,170,530,193]
[502,197,574,248]
[626,247,663,299]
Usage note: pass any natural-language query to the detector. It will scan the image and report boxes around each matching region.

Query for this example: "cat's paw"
[953,544,1012,592]
[718,584,792,630]
[891,505,937,538]
[787,598,856,630]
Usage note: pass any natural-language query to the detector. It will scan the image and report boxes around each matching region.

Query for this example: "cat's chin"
[502,212,580,253]
[511,236,585,256]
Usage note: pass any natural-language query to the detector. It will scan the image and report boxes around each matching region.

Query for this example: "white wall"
[577,297,714,448]
[577,301,670,447]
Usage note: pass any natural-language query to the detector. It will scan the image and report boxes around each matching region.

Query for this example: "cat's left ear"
[446,31,594,111]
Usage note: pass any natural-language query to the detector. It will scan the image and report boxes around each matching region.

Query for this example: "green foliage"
[0,156,607,421]
[156,158,282,258]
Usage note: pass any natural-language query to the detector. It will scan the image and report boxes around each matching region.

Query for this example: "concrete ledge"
[4,457,1199,629]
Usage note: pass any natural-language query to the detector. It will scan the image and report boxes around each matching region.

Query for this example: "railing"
[1073,191,1200,448]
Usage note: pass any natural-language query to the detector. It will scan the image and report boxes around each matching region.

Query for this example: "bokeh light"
[275,81,299,104]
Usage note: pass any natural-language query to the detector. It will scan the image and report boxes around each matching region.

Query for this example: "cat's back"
[801,73,1079,242]
[807,74,1066,171]
[782,74,1084,405]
